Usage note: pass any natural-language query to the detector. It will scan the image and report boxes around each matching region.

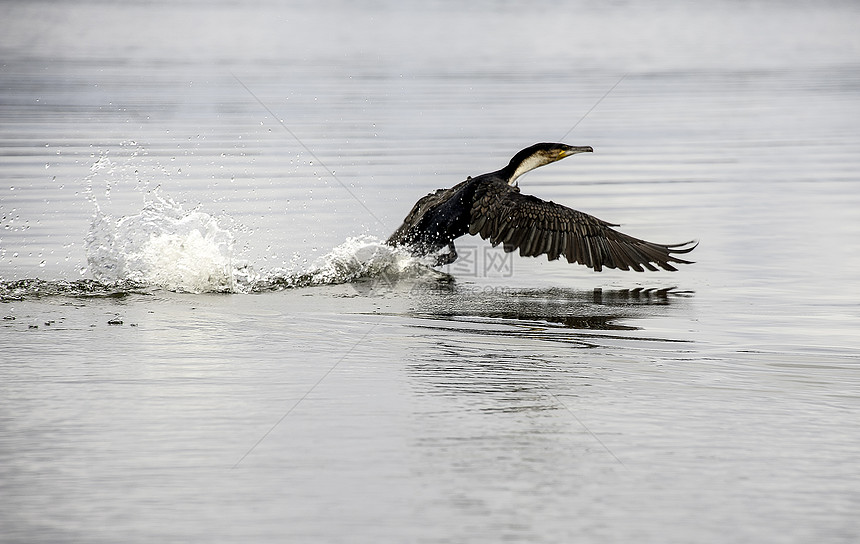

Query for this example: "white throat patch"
[508,153,551,185]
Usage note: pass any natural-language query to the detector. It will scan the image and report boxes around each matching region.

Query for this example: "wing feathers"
[469,181,695,272]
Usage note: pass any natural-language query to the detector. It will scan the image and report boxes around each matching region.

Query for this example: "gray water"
[2,1,860,542]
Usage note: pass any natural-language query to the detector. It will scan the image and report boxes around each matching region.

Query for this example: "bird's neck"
[500,154,550,185]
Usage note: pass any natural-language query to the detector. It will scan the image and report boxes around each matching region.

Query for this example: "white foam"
[85,198,436,294]
[86,197,236,293]
[299,235,431,287]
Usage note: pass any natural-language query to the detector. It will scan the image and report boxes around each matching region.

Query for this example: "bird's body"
[385,177,476,262]
[386,143,696,272]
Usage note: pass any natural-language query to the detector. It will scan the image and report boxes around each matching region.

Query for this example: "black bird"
[386,142,696,271]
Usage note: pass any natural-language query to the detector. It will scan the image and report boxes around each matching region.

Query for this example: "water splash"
[252,236,440,292]
[85,196,237,293]
[76,196,437,295]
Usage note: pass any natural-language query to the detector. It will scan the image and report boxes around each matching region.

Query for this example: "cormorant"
[386,142,696,271]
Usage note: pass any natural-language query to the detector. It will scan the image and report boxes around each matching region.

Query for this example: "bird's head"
[505,142,593,185]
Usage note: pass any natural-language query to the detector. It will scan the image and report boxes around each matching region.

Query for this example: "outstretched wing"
[468,182,696,272]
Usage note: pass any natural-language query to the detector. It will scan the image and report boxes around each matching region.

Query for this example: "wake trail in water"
[2,141,444,300]
[55,195,436,296]
[2,197,441,300]
[1,196,440,300]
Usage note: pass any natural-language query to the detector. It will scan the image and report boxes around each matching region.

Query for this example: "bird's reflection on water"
[408,284,692,332]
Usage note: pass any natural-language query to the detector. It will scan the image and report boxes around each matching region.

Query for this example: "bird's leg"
[434,242,458,266]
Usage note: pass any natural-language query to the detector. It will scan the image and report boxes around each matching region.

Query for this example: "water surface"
[2,1,860,542]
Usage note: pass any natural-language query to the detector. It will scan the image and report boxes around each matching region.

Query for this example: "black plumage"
[386,143,696,271]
